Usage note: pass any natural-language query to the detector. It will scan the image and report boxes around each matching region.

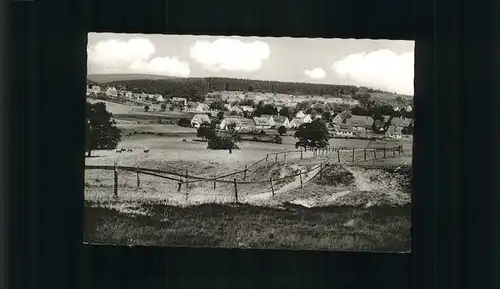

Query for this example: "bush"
[178,118,191,127]
[278,126,287,135]
[207,133,240,150]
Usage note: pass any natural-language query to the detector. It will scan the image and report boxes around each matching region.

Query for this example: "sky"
[87,33,415,95]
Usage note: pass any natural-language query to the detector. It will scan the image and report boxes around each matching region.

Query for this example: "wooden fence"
[85,145,404,203]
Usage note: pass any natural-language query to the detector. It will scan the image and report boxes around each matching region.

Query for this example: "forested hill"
[87,73,177,83]
[86,76,396,98]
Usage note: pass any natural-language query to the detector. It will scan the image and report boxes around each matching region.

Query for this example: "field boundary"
[85,145,405,203]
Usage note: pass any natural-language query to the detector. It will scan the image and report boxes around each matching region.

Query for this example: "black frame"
[4,0,498,288]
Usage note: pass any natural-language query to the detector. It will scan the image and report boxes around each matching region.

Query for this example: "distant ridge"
[87,74,177,83]
[86,74,413,102]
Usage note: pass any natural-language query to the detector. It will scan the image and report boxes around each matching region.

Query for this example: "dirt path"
[242,164,322,205]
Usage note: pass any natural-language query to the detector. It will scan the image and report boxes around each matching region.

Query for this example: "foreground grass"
[84,202,410,252]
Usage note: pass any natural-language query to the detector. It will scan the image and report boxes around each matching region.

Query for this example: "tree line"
[89,77,372,103]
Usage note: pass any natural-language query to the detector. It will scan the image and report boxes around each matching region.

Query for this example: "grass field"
[84,100,413,251]
[85,202,410,252]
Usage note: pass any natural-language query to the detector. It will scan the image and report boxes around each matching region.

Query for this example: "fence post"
[266,154,269,167]
[270,177,275,197]
[213,172,217,190]
[374,148,377,159]
[113,163,118,198]
[352,148,355,163]
[400,145,404,155]
[284,149,287,160]
[136,166,140,188]
[393,146,396,157]
[275,153,278,162]
[243,165,248,181]
[178,177,182,193]
[364,149,367,161]
[300,149,303,160]
[185,169,189,192]
[337,150,341,163]
[233,178,238,203]
[299,171,303,188]
[383,146,386,158]
[320,163,323,180]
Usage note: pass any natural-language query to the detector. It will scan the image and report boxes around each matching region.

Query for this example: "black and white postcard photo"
[84,33,413,252]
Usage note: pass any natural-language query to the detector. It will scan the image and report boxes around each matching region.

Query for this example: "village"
[86,84,414,140]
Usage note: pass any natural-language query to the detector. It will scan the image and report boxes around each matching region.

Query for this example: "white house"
[347,115,374,136]
[240,106,255,113]
[390,117,412,128]
[385,126,403,139]
[289,118,304,129]
[190,114,211,128]
[335,124,354,137]
[302,114,313,124]
[172,97,187,107]
[195,103,209,112]
[229,106,243,115]
[260,115,275,127]
[154,94,164,102]
[332,113,347,126]
[220,118,243,131]
[295,111,306,119]
[253,117,272,130]
[125,91,133,99]
[238,118,256,132]
[91,85,101,92]
[105,87,118,97]
[271,116,290,128]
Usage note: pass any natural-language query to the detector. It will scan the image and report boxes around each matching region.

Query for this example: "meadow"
[84,99,412,251]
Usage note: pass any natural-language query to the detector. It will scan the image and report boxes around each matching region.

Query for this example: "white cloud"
[304,68,326,79]
[87,38,191,77]
[189,38,270,72]
[130,57,191,77]
[331,49,414,95]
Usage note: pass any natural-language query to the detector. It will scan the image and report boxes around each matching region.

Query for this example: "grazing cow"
[144,149,150,153]
[127,149,133,152]
[182,139,187,142]
[115,149,123,153]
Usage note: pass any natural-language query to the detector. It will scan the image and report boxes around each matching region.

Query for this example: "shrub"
[178,118,191,127]
[277,126,287,135]
[207,133,240,150]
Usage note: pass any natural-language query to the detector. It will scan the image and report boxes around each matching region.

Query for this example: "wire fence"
[85,144,405,205]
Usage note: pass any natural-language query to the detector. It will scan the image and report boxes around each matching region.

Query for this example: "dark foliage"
[101,77,360,101]
[294,119,330,149]
[86,101,121,157]
[178,118,191,127]
[197,122,216,140]
[278,126,287,136]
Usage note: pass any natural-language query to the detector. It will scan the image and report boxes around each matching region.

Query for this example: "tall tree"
[86,102,121,157]
[197,122,216,141]
[279,106,291,118]
[294,119,330,149]
[353,92,372,107]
